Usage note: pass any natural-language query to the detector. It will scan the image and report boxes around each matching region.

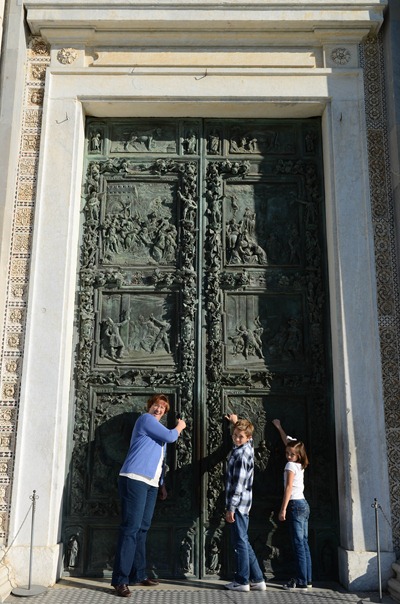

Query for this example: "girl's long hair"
[287,440,309,469]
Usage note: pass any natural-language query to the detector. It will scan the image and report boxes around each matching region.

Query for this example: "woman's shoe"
[139,578,159,586]
[114,584,132,597]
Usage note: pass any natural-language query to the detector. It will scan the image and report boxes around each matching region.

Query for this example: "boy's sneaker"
[224,582,250,592]
[283,579,308,591]
[250,581,266,591]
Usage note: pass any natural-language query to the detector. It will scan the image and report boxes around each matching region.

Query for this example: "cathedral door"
[63,118,338,581]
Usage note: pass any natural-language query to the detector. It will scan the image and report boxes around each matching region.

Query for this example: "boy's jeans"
[287,499,312,586]
[229,510,264,585]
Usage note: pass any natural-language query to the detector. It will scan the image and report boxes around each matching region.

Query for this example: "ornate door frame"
[62,117,338,580]
[8,12,393,582]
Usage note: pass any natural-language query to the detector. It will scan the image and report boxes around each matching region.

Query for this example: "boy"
[224,414,266,592]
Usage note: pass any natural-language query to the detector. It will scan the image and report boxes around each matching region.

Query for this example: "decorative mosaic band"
[0,37,50,539]
[361,34,400,556]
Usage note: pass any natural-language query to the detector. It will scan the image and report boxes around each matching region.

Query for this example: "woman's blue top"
[120,413,179,483]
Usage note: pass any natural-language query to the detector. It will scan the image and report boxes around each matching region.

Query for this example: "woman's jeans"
[112,476,158,586]
[287,499,312,586]
[229,511,264,585]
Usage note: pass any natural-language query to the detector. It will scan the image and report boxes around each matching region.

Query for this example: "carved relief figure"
[178,190,197,224]
[207,130,221,155]
[103,315,129,359]
[288,224,301,264]
[305,132,316,153]
[226,207,267,265]
[66,535,79,568]
[229,128,278,154]
[266,316,303,361]
[180,538,192,573]
[148,314,171,354]
[128,312,173,357]
[230,322,264,360]
[183,131,197,155]
[123,128,163,151]
[90,131,102,153]
[85,192,101,222]
[229,135,258,153]
[207,535,221,574]
[255,440,269,472]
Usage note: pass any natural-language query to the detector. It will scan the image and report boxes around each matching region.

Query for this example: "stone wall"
[0,0,397,591]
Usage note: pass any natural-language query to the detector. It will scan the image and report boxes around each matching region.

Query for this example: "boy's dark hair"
[232,419,254,438]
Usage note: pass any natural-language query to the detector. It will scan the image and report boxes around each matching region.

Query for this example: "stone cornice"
[25,0,387,46]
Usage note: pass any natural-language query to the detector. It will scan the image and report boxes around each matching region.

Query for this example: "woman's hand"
[176,418,186,433]
[272,419,281,428]
[279,509,286,521]
[158,484,167,500]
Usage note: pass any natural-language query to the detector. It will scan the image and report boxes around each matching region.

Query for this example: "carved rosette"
[57,48,78,64]
[331,47,351,65]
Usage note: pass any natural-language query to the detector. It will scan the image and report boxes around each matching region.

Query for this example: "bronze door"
[64,118,338,581]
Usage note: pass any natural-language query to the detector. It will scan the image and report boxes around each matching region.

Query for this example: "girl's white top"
[284,461,304,500]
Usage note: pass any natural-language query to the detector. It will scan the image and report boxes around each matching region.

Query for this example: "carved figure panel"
[101,180,178,266]
[110,122,177,154]
[224,294,305,369]
[226,123,297,155]
[97,292,177,365]
[224,182,302,266]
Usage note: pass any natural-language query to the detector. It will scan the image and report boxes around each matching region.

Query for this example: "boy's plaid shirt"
[225,440,254,515]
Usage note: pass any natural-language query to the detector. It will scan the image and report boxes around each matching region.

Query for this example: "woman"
[112,394,186,597]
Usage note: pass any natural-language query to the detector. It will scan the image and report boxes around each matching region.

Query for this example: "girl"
[272,418,312,591]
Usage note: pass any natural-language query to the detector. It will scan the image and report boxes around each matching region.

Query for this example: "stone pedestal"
[389,561,400,603]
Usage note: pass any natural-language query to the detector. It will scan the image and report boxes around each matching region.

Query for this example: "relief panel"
[96,292,177,366]
[224,293,306,369]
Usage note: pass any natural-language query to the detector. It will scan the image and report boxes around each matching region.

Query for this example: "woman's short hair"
[146,393,170,413]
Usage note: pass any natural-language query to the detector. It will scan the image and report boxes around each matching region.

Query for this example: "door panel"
[63,118,338,581]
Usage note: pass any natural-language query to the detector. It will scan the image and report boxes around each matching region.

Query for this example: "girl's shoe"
[283,579,308,591]
[250,581,266,591]
[224,582,250,592]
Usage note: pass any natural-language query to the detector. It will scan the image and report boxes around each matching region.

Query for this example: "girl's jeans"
[229,511,264,585]
[287,499,312,586]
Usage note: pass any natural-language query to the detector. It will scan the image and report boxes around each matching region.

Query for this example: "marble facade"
[0,0,398,599]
